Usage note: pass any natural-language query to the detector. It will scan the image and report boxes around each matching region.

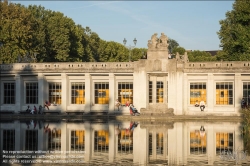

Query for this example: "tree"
[188,50,217,62]
[172,46,185,55]
[168,38,179,53]
[217,0,250,61]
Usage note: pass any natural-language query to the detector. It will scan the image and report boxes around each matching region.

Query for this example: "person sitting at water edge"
[44,100,50,110]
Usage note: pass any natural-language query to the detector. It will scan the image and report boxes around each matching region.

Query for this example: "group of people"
[195,100,206,111]
[25,100,51,114]
[241,95,250,109]
[115,99,140,116]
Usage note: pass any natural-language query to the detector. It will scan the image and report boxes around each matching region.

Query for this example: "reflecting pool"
[0,119,250,165]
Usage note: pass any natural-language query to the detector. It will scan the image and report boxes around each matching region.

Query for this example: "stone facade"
[0,33,249,116]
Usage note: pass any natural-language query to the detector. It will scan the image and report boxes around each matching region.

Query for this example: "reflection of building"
[1,33,249,116]
[0,121,245,165]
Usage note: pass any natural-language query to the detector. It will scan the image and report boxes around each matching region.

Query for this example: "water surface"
[0,119,249,165]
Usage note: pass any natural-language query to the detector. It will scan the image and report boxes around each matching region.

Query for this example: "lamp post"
[123,38,137,62]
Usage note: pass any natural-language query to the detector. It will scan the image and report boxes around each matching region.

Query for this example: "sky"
[12,1,235,51]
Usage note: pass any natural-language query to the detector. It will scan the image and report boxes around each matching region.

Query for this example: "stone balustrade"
[0,62,135,73]
[183,61,250,69]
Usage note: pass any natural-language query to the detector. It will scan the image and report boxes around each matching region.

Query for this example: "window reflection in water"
[216,132,233,154]
[48,129,61,150]
[71,130,85,151]
[149,132,166,160]
[3,130,15,151]
[190,130,206,154]
[118,129,133,154]
[94,130,109,154]
[25,130,38,151]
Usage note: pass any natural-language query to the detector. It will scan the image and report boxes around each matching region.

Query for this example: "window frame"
[189,82,207,105]
[215,82,234,105]
[71,82,85,104]
[25,82,38,104]
[94,82,109,104]
[3,82,15,104]
[118,82,133,105]
[48,82,62,105]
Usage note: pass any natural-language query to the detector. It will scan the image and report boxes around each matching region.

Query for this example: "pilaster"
[15,74,22,112]
[85,73,91,113]
[108,123,116,162]
[61,73,68,112]
[234,73,241,112]
[38,73,44,106]
[109,73,115,113]
[207,73,213,112]
[84,123,92,162]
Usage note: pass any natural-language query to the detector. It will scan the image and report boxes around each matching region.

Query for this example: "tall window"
[216,132,233,155]
[156,81,164,103]
[26,83,38,104]
[216,82,233,105]
[149,132,165,159]
[118,82,133,105]
[3,130,15,151]
[149,81,153,103]
[118,129,133,154]
[48,129,61,150]
[71,82,85,104]
[94,82,109,104]
[25,130,38,151]
[49,82,61,104]
[190,129,206,154]
[243,82,250,104]
[94,130,109,154]
[190,83,206,104]
[4,83,15,104]
[71,130,85,151]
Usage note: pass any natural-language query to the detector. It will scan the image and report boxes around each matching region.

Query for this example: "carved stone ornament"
[148,33,169,50]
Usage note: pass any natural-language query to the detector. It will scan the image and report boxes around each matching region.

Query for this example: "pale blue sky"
[12,1,234,51]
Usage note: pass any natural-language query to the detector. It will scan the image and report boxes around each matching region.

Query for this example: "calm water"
[0,119,250,165]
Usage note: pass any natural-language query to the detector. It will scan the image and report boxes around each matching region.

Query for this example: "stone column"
[163,130,168,159]
[183,74,188,114]
[168,72,176,114]
[15,121,21,151]
[133,70,147,111]
[60,122,68,153]
[38,73,44,106]
[207,125,215,165]
[176,71,184,115]
[207,74,213,112]
[15,74,22,112]
[84,122,92,162]
[108,123,116,162]
[109,73,115,113]
[133,125,148,165]
[234,73,241,112]
[61,73,68,112]
[85,73,91,113]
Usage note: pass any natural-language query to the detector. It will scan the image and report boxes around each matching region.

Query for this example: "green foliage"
[172,47,185,55]
[168,38,179,53]
[188,50,217,62]
[217,0,250,61]
[241,108,250,154]
[0,0,147,63]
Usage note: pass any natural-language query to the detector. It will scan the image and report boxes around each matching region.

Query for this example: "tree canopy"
[217,0,250,61]
[0,0,148,63]
[0,0,190,63]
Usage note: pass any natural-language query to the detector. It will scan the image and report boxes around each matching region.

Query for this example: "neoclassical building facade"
[0,33,249,116]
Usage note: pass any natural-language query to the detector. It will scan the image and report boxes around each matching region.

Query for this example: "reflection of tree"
[241,109,250,155]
